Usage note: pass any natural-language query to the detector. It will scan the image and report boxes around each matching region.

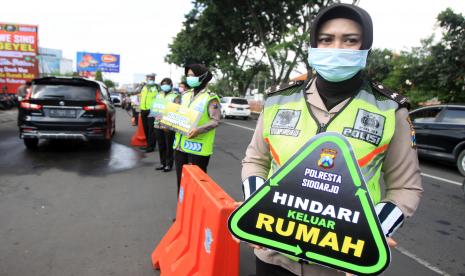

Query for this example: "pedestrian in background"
[139,73,158,153]
[241,4,423,275]
[178,81,188,95]
[173,64,221,193]
[130,91,140,126]
[154,77,180,172]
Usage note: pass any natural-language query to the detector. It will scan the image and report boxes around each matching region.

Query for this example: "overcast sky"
[1,0,464,85]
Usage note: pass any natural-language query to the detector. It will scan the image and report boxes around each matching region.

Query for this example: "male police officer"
[140,73,158,152]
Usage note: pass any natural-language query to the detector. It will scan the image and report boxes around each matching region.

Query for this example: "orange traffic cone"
[131,116,147,147]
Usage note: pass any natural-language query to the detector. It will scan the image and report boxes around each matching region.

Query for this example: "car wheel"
[24,138,38,149]
[242,116,248,120]
[457,150,465,176]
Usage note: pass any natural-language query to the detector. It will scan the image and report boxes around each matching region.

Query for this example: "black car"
[409,104,465,175]
[18,77,116,149]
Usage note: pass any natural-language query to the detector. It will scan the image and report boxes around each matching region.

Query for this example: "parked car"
[409,104,465,175]
[220,97,251,120]
[18,77,116,149]
[110,92,122,107]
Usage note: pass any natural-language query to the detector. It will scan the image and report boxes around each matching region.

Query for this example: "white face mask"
[307,47,369,82]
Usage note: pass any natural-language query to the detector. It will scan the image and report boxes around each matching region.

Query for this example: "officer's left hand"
[187,128,200,139]
[387,237,397,247]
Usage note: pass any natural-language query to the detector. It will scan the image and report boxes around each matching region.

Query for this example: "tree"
[430,8,465,102]
[104,79,116,88]
[95,70,103,82]
[365,9,465,106]
[366,48,394,83]
[166,0,339,95]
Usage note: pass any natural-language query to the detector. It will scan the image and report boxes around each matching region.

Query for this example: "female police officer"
[173,64,221,193]
[241,4,423,275]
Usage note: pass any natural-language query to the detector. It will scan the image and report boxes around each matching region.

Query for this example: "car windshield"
[32,84,96,101]
[231,98,248,105]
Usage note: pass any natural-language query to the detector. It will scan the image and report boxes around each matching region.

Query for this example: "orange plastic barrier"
[151,165,239,276]
[130,115,147,147]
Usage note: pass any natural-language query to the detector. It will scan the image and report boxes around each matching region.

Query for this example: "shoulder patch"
[371,82,410,109]
[265,80,304,95]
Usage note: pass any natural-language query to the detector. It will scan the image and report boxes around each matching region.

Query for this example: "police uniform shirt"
[241,80,423,276]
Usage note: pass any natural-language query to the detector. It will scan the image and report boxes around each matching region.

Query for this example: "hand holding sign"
[159,102,202,135]
[228,133,390,276]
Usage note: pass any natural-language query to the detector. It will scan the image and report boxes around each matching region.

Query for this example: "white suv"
[220,97,251,120]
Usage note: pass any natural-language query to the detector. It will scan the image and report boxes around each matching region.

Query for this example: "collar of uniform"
[306,81,350,113]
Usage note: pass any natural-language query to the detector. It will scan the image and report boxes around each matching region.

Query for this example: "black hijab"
[184,64,213,94]
[309,4,373,110]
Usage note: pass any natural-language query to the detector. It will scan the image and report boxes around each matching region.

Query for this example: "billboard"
[76,52,120,73]
[0,23,39,94]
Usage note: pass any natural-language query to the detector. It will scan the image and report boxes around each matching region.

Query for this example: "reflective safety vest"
[164,91,180,103]
[140,85,158,110]
[173,89,220,156]
[263,81,399,204]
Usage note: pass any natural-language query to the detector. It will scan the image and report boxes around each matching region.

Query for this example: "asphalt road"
[0,108,464,276]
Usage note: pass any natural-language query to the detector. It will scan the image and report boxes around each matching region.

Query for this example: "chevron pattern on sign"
[184,141,203,152]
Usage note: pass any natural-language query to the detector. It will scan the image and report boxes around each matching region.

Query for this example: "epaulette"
[265,80,304,95]
[371,82,410,109]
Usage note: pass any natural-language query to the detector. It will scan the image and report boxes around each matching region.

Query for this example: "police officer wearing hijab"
[173,64,221,193]
[241,4,423,275]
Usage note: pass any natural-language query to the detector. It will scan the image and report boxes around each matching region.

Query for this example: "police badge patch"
[318,148,337,169]
[342,109,386,146]
[270,109,301,137]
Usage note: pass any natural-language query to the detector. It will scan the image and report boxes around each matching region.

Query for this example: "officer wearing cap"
[241,4,423,275]
[140,73,159,152]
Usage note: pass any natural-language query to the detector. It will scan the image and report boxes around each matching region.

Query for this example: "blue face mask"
[147,80,155,86]
[186,76,201,88]
[160,84,171,92]
[307,47,369,82]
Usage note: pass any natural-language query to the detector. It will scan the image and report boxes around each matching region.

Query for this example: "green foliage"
[365,8,465,105]
[167,0,337,96]
[103,79,116,88]
[95,70,103,82]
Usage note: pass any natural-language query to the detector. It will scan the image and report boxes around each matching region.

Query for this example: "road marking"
[420,173,462,186]
[395,246,450,276]
[224,120,456,275]
[222,121,255,131]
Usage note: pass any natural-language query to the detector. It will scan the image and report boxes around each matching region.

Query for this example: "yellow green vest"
[140,85,158,110]
[173,89,220,156]
[164,91,180,103]
[263,81,398,204]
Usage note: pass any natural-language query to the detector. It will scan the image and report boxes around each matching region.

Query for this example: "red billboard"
[0,23,39,94]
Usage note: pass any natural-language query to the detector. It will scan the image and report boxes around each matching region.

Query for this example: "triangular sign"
[228,132,390,275]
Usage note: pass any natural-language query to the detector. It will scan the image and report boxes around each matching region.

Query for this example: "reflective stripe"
[361,151,386,182]
[375,202,405,237]
[356,89,399,112]
[264,89,304,108]
[243,176,266,200]
[358,144,389,167]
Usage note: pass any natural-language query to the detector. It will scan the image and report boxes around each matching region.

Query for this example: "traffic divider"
[130,115,147,147]
[151,165,239,276]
